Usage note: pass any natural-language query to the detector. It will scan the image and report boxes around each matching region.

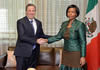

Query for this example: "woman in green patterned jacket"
[37,4,86,70]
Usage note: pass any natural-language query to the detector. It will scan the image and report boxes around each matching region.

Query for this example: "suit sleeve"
[17,20,36,44]
[78,23,86,57]
[48,23,64,43]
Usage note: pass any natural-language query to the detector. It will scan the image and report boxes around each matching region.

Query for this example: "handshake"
[37,38,48,45]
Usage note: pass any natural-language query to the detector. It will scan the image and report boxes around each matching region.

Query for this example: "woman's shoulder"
[75,19,86,30]
[75,19,83,23]
[76,19,85,25]
[75,19,86,26]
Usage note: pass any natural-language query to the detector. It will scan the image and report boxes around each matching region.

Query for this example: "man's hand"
[37,38,48,44]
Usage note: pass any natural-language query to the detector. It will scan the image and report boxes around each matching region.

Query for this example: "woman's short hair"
[66,4,80,17]
[25,4,36,11]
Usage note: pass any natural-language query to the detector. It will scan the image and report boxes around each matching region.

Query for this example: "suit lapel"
[24,16,40,36]
[34,19,39,35]
[24,16,35,35]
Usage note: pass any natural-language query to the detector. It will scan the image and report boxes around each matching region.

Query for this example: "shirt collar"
[29,19,35,22]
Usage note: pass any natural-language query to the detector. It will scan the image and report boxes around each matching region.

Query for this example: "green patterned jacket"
[48,19,86,57]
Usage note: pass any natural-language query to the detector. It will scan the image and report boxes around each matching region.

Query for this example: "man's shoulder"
[17,16,27,23]
[17,17,42,24]
[34,18,41,23]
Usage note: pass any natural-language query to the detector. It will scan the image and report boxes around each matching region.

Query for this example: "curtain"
[0,0,35,55]
[0,0,89,56]
[0,0,8,56]
[35,0,88,47]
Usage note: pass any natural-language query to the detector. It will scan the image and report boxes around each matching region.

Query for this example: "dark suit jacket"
[14,16,48,57]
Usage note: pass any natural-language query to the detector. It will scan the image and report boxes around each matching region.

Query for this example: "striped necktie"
[30,20,36,50]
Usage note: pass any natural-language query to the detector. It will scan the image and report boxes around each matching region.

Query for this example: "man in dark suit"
[14,4,48,70]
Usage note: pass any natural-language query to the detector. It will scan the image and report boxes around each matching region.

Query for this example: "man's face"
[26,6,36,19]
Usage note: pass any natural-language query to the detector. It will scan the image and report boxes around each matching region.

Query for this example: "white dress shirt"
[29,19,37,35]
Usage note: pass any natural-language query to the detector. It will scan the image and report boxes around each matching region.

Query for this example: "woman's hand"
[80,57,86,67]
[37,38,48,45]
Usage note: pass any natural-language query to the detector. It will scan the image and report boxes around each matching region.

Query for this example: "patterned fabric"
[62,51,81,67]
[64,27,70,40]
[60,64,84,70]
[64,21,71,40]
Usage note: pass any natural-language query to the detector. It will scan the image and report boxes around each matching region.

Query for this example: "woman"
[37,4,86,70]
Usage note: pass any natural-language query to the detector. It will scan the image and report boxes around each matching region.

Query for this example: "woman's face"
[67,8,77,20]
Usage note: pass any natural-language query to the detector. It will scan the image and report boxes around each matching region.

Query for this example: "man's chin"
[27,16,34,19]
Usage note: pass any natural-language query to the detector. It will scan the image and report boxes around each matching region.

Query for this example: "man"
[14,4,48,70]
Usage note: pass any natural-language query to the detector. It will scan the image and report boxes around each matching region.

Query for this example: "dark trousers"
[16,48,39,70]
